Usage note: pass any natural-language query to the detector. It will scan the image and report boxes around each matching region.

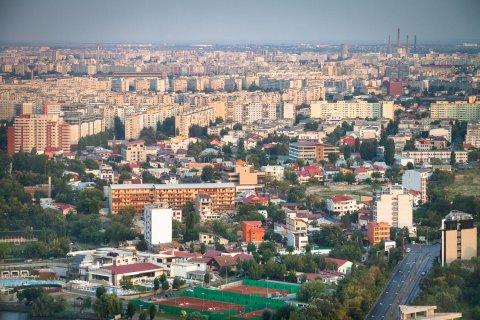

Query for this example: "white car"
[406,248,411,253]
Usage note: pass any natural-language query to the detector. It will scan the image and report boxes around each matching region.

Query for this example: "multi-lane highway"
[368,243,440,319]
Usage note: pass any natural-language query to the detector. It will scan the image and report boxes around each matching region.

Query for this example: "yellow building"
[430,101,480,121]
[108,183,236,215]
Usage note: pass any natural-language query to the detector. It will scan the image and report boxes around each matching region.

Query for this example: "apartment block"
[241,221,264,243]
[441,210,477,267]
[175,106,215,137]
[121,140,146,163]
[8,114,70,154]
[430,101,480,121]
[400,150,468,164]
[124,113,144,140]
[310,100,394,120]
[373,184,413,229]
[108,182,235,215]
[466,121,480,148]
[368,221,390,246]
[194,194,221,221]
[289,142,339,162]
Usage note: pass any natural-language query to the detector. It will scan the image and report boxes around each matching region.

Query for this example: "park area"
[445,168,480,198]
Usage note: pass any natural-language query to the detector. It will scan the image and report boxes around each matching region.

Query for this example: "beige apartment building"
[222,165,259,186]
[108,182,236,215]
[124,113,144,140]
[175,106,216,137]
[310,100,394,120]
[466,121,480,148]
[441,210,477,267]
[121,140,146,163]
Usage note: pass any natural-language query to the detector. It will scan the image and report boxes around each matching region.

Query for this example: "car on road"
[421,271,426,276]
[406,248,411,253]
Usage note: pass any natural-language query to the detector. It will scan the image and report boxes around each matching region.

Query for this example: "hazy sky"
[1,0,479,44]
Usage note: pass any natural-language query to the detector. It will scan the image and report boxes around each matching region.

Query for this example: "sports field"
[155,296,243,312]
[221,284,291,297]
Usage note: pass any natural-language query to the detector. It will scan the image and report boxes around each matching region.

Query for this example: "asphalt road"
[368,243,440,319]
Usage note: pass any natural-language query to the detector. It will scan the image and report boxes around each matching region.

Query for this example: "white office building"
[144,203,173,248]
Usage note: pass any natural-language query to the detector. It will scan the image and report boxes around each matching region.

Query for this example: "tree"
[384,139,396,165]
[126,301,137,319]
[96,286,106,299]
[450,151,456,166]
[114,116,125,140]
[204,272,210,284]
[0,243,11,260]
[297,280,325,302]
[77,188,104,214]
[136,238,148,251]
[173,276,185,289]
[153,277,160,294]
[247,242,256,254]
[159,273,167,284]
[201,166,215,182]
[139,310,148,320]
[162,280,170,291]
[328,152,339,164]
[120,276,134,290]
[199,243,207,254]
[149,304,156,320]
[139,127,156,145]
[81,296,92,313]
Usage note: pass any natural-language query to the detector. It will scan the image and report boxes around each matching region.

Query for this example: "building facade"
[144,203,173,247]
[108,182,236,215]
[373,184,413,229]
[367,221,390,246]
[441,210,477,267]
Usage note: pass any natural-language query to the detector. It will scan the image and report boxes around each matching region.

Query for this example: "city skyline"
[1,0,480,45]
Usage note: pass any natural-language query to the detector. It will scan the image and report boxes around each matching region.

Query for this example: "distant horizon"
[1,0,479,45]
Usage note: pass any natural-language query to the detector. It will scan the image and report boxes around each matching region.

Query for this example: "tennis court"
[155,296,243,312]
[221,284,291,297]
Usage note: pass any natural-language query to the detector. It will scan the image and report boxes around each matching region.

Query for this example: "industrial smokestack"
[413,35,417,53]
[406,35,409,56]
[387,35,391,54]
[397,28,400,50]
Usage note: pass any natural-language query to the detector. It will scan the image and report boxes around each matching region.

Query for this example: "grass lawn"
[447,168,480,198]
[306,183,374,200]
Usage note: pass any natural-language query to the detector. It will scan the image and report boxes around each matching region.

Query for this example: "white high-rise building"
[144,203,173,248]
[373,184,413,229]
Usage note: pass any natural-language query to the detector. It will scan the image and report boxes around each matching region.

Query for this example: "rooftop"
[110,182,235,190]
[102,263,162,275]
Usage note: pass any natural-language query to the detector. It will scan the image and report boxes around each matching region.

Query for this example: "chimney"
[48,176,52,198]
[406,35,409,56]
[397,28,400,50]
